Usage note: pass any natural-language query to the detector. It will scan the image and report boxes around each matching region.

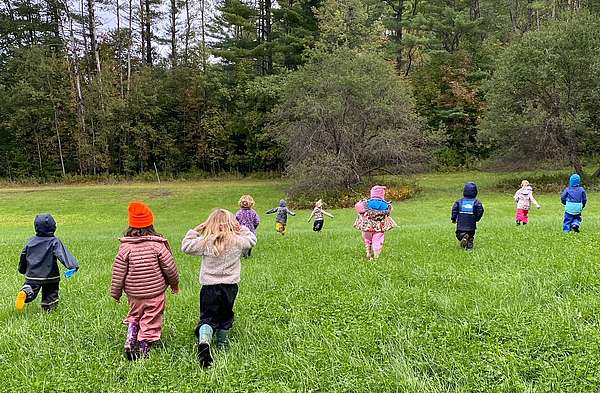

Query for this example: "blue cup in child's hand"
[64,268,77,279]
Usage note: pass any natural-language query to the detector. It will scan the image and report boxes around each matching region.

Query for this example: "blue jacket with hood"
[561,174,587,215]
[18,214,79,284]
[451,182,485,232]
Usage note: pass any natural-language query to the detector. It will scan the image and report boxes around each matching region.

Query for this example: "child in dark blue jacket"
[16,214,79,311]
[451,182,484,250]
[561,174,587,233]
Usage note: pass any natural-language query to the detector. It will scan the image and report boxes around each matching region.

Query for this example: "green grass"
[1,172,599,392]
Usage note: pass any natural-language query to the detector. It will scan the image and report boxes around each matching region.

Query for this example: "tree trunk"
[139,0,145,62]
[53,107,66,176]
[200,0,207,71]
[87,0,101,74]
[127,0,132,94]
[184,0,190,64]
[265,0,272,74]
[170,0,177,67]
[144,0,152,65]
[395,0,404,74]
[117,0,124,97]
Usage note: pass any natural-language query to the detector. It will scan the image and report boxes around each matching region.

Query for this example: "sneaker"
[198,341,213,368]
[15,290,27,311]
[573,225,580,233]
[516,221,521,226]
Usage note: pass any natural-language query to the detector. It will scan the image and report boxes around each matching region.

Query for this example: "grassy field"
[1,172,599,392]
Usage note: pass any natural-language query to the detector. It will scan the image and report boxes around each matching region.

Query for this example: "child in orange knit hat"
[111,201,180,360]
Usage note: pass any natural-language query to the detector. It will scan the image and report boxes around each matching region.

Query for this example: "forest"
[1,0,600,180]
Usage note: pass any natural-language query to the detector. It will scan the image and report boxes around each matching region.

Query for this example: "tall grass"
[0,173,598,392]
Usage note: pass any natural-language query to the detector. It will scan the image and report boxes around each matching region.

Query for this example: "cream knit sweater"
[181,226,256,285]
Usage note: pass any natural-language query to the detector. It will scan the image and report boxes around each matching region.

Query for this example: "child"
[307,199,334,232]
[451,182,484,250]
[514,180,541,225]
[353,186,397,260]
[561,173,587,233]
[266,200,295,235]
[111,202,180,360]
[15,213,79,312]
[181,209,257,368]
[235,195,260,257]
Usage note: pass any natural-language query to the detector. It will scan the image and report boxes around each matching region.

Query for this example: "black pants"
[242,248,253,257]
[313,220,324,232]
[456,230,476,249]
[22,282,60,311]
[195,284,238,336]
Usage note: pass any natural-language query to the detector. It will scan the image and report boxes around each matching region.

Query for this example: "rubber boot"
[124,323,140,361]
[197,324,213,368]
[215,329,230,351]
[15,290,27,311]
[138,340,152,359]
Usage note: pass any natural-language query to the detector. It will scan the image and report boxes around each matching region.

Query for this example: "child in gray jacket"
[16,213,79,312]
[266,200,295,235]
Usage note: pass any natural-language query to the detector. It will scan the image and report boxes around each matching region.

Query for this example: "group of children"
[13,174,588,366]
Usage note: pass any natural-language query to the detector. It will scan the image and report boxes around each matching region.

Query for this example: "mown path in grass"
[1,172,599,392]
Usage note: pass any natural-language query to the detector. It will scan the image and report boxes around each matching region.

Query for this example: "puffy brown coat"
[111,236,179,300]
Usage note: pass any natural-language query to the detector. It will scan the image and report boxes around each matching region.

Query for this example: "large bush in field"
[271,49,425,196]
[482,14,600,174]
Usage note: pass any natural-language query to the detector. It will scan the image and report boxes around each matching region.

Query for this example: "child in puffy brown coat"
[111,201,179,361]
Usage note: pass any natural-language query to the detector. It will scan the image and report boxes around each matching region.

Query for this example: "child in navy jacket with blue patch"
[15,213,79,312]
[451,182,484,250]
[561,174,587,233]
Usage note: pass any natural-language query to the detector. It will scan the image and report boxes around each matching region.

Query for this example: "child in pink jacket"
[353,185,397,260]
[514,180,541,225]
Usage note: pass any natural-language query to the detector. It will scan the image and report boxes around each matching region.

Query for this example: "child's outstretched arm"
[181,229,209,256]
[265,208,277,214]
[582,189,587,208]
[451,201,459,223]
[307,209,315,222]
[18,246,27,274]
[286,208,296,216]
[157,243,180,293]
[530,193,541,208]
[111,248,128,301]
[53,239,79,271]
[323,210,334,218]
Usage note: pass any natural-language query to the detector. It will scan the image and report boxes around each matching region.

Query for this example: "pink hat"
[370,185,386,199]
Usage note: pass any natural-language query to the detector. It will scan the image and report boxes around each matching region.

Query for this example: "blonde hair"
[315,199,323,208]
[521,180,530,188]
[239,195,255,209]
[197,209,240,256]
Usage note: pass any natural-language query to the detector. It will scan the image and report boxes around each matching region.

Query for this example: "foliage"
[482,13,600,174]
[272,49,425,196]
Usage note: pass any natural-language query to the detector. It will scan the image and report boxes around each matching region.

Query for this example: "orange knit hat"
[128,201,154,228]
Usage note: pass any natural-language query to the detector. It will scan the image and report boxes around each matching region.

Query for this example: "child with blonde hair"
[308,199,334,232]
[235,195,260,257]
[111,202,180,360]
[514,180,540,225]
[181,208,257,368]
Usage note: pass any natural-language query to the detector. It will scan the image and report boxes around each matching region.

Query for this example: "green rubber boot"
[197,324,213,368]
[215,329,230,351]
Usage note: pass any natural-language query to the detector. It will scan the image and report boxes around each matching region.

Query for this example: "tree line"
[1,0,599,180]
